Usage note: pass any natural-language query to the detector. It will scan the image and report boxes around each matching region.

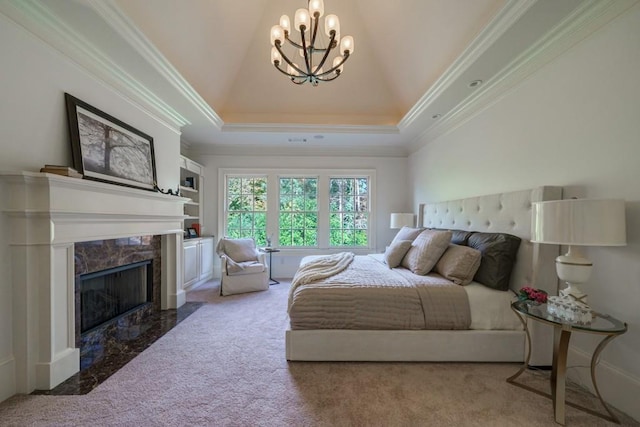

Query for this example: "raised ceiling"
[1,0,619,156]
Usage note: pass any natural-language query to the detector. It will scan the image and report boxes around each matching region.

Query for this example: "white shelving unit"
[180,155,213,289]
[179,155,204,232]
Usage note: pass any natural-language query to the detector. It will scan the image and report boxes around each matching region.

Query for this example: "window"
[329,177,369,247]
[279,177,318,247]
[225,176,268,245]
[221,169,374,250]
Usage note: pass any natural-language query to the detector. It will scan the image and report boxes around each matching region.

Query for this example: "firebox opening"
[80,259,153,334]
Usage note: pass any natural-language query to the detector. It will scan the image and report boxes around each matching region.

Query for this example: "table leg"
[590,334,621,423]
[551,327,571,425]
[268,251,279,285]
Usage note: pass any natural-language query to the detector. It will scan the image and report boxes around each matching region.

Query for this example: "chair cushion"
[227,261,265,276]
[217,237,259,262]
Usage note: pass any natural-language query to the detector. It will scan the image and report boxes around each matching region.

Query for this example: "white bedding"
[364,254,520,330]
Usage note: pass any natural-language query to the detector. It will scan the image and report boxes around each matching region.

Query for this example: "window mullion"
[317,176,330,249]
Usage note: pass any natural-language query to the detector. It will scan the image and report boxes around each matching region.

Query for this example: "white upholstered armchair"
[216,237,269,296]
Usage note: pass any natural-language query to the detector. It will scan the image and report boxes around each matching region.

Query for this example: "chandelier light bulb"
[270,25,284,46]
[324,14,340,37]
[333,56,344,72]
[279,15,291,34]
[271,47,281,65]
[294,8,310,32]
[340,36,354,54]
[309,0,325,18]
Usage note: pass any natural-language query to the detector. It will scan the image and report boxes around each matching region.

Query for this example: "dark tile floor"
[32,302,203,395]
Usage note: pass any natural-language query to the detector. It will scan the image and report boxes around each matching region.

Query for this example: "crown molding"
[221,123,399,135]
[188,143,409,158]
[398,0,537,130]
[407,0,639,153]
[88,0,224,130]
[0,0,189,132]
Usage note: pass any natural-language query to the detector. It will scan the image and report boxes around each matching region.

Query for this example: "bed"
[286,186,562,364]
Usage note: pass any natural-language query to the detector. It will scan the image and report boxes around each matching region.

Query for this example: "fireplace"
[2,172,187,393]
[75,236,162,351]
[80,260,153,333]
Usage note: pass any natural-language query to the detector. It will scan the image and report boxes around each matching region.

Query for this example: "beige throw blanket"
[288,252,354,309]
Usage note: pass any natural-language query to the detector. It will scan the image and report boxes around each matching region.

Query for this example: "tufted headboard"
[419,186,563,295]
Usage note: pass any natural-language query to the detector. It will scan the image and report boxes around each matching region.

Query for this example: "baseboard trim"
[35,347,79,391]
[0,356,16,402]
[567,346,640,422]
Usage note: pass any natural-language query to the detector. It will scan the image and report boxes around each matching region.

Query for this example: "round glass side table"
[508,300,627,425]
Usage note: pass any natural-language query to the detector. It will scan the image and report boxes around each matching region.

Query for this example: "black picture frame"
[65,93,157,191]
[187,228,198,238]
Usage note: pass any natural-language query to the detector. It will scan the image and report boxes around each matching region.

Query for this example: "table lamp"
[531,198,626,306]
[390,213,415,229]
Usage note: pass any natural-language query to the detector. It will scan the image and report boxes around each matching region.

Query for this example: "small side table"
[260,247,280,285]
[508,300,627,425]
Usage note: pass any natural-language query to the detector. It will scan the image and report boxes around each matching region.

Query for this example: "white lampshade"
[309,0,324,18]
[531,199,626,246]
[324,14,340,38]
[390,213,414,229]
[531,198,626,307]
[279,15,291,34]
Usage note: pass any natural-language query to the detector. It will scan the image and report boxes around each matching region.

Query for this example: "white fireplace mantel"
[1,172,188,393]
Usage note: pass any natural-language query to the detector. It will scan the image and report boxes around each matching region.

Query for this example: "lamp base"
[559,283,589,305]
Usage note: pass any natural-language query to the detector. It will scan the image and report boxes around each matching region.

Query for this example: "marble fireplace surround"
[2,172,188,394]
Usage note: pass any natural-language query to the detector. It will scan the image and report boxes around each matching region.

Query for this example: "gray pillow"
[401,229,452,275]
[384,240,413,268]
[434,244,482,285]
[467,232,521,291]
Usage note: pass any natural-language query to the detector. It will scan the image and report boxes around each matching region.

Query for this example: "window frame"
[219,168,376,253]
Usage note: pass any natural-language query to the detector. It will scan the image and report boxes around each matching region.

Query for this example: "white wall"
[0,14,182,401]
[193,153,410,278]
[409,4,640,420]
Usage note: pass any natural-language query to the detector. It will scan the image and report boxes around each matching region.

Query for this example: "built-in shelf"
[179,155,204,234]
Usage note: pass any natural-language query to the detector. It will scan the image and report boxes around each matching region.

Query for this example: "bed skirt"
[286,329,526,362]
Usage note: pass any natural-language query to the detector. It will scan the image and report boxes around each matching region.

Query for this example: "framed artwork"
[65,93,157,191]
[187,228,198,238]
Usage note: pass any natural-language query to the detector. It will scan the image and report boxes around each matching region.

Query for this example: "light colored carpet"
[0,280,637,426]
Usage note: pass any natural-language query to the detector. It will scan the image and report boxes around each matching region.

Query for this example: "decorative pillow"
[467,232,521,291]
[391,226,425,245]
[434,244,482,285]
[448,229,474,246]
[401,229,452,275]
[383,240,413,268]
[216,238,259,263]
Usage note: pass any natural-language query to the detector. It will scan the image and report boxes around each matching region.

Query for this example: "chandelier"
[270,0,354,86]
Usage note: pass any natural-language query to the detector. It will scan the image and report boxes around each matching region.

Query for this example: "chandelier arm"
[313,30,336,74]
[275,42,308,77]
[310,13,320,49]
[299,26,312,75]
[316,73,340,82]
[316,51,350,77]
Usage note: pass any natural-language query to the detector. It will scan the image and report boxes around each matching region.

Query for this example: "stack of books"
[40,165,83,178]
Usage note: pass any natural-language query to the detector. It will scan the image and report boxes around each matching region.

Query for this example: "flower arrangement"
[518,286,548,304]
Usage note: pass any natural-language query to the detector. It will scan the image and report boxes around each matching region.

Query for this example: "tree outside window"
[279,177,318,247]
[225,176,268,245]
[329,177,369,247]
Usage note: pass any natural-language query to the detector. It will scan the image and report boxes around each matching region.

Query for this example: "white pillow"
[401,229,452,275]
